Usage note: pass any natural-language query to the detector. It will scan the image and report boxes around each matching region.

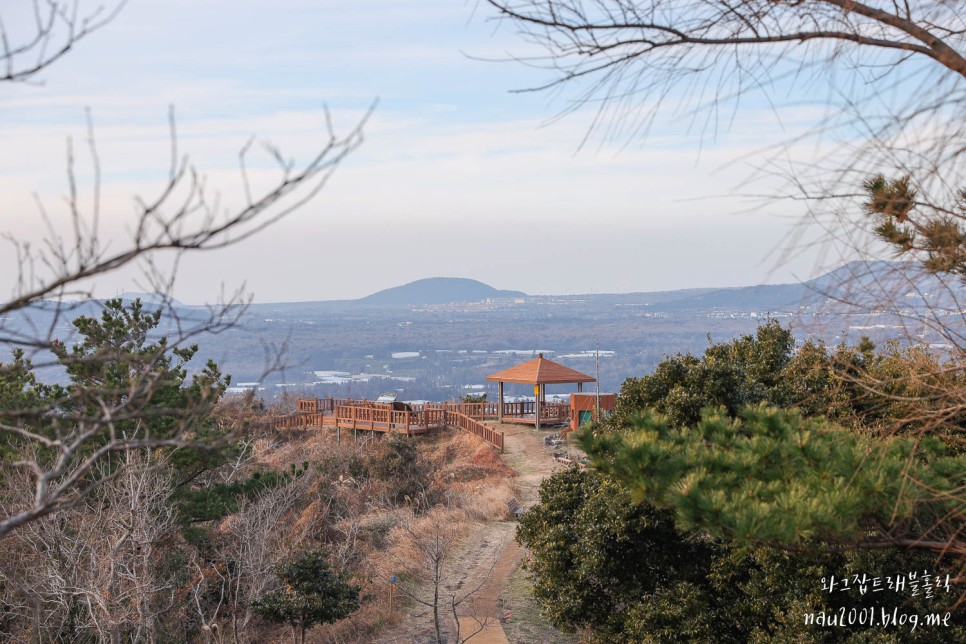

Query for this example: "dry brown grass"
[252,426,336,469]
[428,432,516,522]
[292,499,328,538]
[243,425,517,643]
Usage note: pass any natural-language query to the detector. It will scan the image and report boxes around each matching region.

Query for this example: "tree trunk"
[433,582,442,643]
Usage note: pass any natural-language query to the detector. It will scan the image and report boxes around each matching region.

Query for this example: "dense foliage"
[520,322,965,641]
[583,322,965,550]
[519,466,965,642]
[606,321,964,438]
[584,407,961,549]
[864,174,966,279]
[517,466,711,638]
[52,298,228,433]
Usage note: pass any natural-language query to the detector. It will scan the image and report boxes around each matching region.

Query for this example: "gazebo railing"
[501,401,534,417]
[499,401,569,421]
[543,402,570,421]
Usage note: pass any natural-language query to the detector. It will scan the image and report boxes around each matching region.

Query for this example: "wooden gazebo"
[486,353,595,429]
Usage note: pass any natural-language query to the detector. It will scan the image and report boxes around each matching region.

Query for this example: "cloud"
[0,0,844,303]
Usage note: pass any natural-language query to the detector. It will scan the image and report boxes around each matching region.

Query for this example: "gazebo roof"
[485,353,596,385]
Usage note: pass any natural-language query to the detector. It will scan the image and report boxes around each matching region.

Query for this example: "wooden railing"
[415,403,447,428]
[292,397,568,423]
[500,401,533,417]
[277,398,507,452]
[407,402,488,423]
[296,398,342,414]
[273,412,328,430]
[495,401,568,421]
[540,403,570,422]
[335,405,414,433]
[448,401,503,419]
[444,409,505,452]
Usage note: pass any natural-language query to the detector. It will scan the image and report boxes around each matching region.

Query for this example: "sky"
[0,0,849,303]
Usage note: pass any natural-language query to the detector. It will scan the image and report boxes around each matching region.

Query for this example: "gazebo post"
[498,382,504,422]
[577,382,583,393]
[535,384,542,430]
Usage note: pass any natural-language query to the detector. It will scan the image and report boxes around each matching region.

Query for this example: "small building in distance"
[569,393,616,432]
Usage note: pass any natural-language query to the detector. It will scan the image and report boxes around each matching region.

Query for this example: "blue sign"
[391,576,397,583]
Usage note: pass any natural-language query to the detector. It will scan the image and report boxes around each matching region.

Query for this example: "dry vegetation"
[0,398,519,643]
[294,429,516,643]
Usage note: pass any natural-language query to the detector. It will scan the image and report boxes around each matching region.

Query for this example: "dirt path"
[382,423,574,644]
[445,424,571,644]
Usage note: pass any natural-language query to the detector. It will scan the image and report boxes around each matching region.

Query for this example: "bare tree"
[190,555,230,644]
[384,506,502,644]
[329,488,367,573]
[482,4,966,366]
[484,2,966,143]
[0,0,371,538]
[221,474,308,641]
[2,448,177,642]
[483,2,966,273]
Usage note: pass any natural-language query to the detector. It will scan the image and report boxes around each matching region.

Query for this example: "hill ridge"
[358,277,527,306]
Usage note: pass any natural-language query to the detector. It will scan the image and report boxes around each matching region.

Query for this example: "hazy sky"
[1,0,847,303]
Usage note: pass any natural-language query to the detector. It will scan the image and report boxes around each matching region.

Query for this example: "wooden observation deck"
[271,398,509,451]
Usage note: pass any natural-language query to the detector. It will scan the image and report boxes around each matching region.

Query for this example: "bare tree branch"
[0,1,127,83]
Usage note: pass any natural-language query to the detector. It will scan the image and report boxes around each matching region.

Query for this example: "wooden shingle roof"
[485,353,595,385]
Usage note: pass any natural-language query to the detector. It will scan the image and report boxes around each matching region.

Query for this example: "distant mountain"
[642,260,961,312]
[652,282,811,311]
[357,278,527,306]
[803,260,921,296]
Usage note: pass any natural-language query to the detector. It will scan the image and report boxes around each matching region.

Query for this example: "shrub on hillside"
[367,435,434,505]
